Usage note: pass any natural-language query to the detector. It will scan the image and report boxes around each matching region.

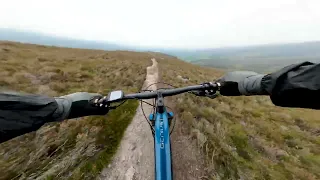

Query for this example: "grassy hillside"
[154,55,320,180]
[2,41,320,180]
[0,41,151,179]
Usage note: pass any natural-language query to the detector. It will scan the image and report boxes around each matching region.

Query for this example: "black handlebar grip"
[219,82,241,96]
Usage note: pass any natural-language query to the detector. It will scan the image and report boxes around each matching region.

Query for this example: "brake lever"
[91,96,109,107]
[191,90,219,99]
[191,82,220,99]
[91,96,127,110]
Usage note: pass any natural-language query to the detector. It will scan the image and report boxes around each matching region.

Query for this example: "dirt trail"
[99,58,206,180]
[98,58,158,180]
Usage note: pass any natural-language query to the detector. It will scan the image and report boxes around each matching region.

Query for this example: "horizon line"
[1,27,320,50]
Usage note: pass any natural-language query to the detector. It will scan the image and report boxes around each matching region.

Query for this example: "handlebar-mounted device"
[92,90,124,109]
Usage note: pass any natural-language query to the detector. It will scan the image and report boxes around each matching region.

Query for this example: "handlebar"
[124,83,218,100]
[92,82,220,107]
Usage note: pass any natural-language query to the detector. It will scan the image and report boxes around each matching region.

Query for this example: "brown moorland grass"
[154,53,320,180]
[1,42,320,180]
[0,41,151,179]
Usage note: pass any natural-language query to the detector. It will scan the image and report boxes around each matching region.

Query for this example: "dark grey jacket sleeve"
[0,92,107,143]
[261,61,320,109]
[0,92,61,143]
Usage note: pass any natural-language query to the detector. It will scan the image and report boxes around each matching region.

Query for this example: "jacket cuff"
[238,74,266,95]
[52,98,72,121]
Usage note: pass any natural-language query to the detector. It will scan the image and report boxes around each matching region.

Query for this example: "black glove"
[54,92,109,120]
[217,71,267,96]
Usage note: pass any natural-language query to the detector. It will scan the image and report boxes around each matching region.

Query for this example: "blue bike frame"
[143,84,218,179]
[100,83,219,180]
[147,91,173,180]
[154,109,172,180]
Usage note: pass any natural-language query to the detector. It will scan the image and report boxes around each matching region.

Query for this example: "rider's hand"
[54,92,109,120]
[217,71,267,96]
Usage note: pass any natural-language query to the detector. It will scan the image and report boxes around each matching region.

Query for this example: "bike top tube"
[123,82,218,100]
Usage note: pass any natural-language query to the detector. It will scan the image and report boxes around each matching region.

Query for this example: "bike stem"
[156,91,165,113]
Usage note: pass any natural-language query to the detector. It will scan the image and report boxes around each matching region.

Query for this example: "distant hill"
[161,42,320,73]
[0,28,134,51]
[163,42,320,61]
[2,28,320,73]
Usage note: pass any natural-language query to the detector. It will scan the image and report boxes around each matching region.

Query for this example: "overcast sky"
[0,0,320,48]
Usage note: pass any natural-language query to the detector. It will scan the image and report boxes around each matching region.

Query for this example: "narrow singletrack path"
[98,58,158,180]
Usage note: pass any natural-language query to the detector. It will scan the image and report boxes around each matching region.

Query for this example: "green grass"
[68,101,138,179]
[0,41,151,179]
[2,41,320,180]
[155,54,320,180]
